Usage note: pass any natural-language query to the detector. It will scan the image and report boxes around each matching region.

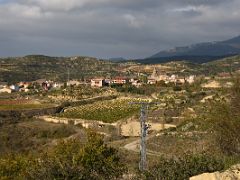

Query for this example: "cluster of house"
[91,77,130,87]
[0,67,196,93]
[39,79,87,91]
[0,79,89,94]
[148,67,195,85]
[90,68,196,88]
[0,82,31,94]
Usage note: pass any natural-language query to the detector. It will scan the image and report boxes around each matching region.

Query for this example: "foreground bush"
[0,132,125,180]
[209,102,240,155]
[145,153,224,180]
[208,77,240,155]
[0,154,30,179]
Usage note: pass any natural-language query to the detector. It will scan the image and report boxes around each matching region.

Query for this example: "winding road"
[123,134,163,157]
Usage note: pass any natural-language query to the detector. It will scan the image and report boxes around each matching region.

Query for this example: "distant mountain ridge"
[139,35,240,64]
[109,57,127,62]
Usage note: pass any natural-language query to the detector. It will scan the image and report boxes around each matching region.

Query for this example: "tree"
[24,132,125,180]
[80,132,125,179]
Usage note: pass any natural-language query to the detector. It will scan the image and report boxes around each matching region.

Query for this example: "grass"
[59,98,146,123]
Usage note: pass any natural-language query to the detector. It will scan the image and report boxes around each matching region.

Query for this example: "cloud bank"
[0,0,239,58]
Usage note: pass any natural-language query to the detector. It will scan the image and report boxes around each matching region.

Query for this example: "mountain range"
[137,35,240,64]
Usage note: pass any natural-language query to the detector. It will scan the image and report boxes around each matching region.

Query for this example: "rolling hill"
[0,55,119,83]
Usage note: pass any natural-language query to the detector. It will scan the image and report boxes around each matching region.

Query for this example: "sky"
[0,0,239,59]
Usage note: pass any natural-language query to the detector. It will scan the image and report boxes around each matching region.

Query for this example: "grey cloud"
[0,0,239,58]
[16,0,232,12]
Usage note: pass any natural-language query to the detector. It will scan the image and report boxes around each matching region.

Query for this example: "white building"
[53,82,64,89]
[147,79,157,85]
[169,75,177,83]
[9,85,19,92]
[186,75,195,84]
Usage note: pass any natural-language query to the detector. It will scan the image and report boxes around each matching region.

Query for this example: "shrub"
[0,154,30,179]
[145,153,224,180]
[209,101,240,155]
[207,76,240,155]
[0,132,126,180]
[173,86,182,91]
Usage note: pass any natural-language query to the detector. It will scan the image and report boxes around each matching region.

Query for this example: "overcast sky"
[0,0,239,59]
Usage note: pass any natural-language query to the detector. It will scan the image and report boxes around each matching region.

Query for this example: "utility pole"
[130,102,156,171]
[139,103,148,171]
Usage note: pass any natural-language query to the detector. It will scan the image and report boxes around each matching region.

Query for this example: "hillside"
[1,54,239,84]
[131,55,240,76]
[137,35,240,64]
[0,55,120,83]
[177,55,240,75]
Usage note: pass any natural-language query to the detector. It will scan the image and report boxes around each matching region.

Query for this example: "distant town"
[0,67,197,94]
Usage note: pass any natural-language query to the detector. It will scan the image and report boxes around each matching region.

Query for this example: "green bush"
[145,153,224,180]
[207,76,240,155]
[0,132,126,180]
[0,154,30,180]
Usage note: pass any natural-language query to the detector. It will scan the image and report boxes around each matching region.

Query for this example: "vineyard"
[59,98,148,123]
[0,99,53,110]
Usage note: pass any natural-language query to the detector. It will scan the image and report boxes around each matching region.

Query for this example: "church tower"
[151,67,159,79]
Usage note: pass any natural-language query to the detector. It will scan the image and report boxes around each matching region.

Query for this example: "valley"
[1,54,240,179]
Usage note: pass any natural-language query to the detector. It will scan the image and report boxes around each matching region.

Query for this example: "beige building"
[67,80,82,86]
[91,79,104,87]
[147,79,157,85]
[0,87,12,94]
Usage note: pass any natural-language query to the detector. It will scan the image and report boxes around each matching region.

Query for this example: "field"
[0,99,54,110]
[59,98,148,123]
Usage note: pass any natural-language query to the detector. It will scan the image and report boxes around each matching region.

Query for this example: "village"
[0,67,197,94]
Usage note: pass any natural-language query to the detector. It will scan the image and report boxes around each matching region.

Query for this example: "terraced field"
[59,98,148,123]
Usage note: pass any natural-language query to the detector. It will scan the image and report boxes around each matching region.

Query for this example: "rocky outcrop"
[190,164,240,180]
